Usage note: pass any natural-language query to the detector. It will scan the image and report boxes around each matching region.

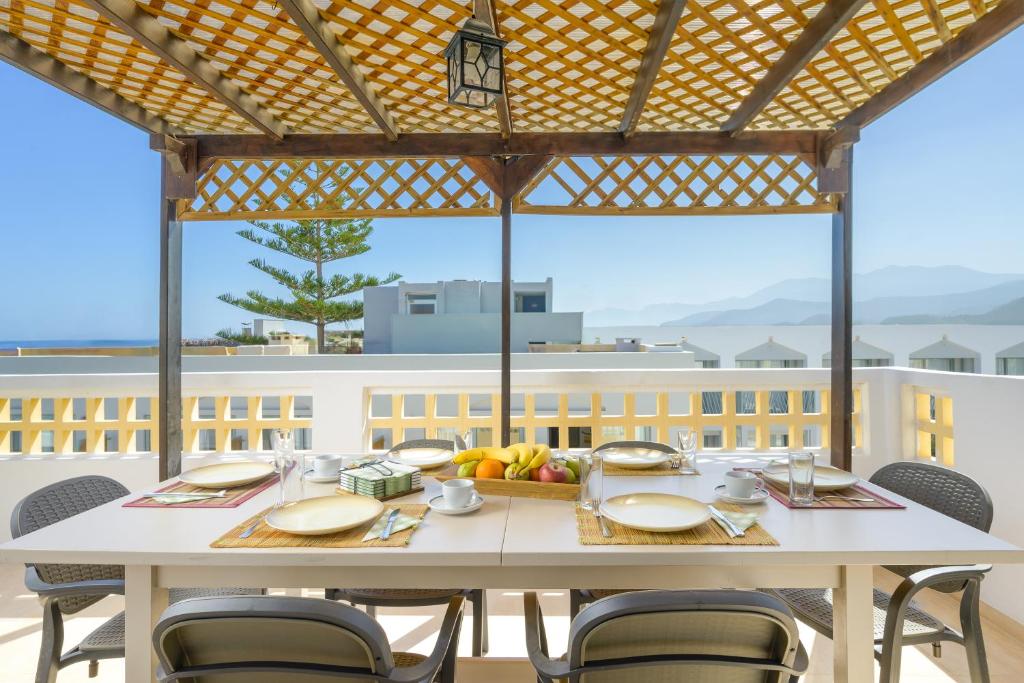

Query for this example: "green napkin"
[362,510,422,542]
[711,508,761,536]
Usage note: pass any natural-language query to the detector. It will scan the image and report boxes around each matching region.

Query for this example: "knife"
[380,508,400,540]
[707,505,744,538]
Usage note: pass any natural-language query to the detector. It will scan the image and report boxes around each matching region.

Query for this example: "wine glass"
[676,427,699,474]
[271,428,296,506]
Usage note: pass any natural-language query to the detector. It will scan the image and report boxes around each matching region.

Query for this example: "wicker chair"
[568,440,678,618]
[12,475,262,683]
[327,437,488,656]
[526,589,809,683]
[153,595,464,683]
[771,461,994,683]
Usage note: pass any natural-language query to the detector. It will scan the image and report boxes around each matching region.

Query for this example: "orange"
[475,459,506,479]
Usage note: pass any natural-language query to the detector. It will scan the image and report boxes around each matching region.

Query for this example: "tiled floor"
[1,564,1021,682]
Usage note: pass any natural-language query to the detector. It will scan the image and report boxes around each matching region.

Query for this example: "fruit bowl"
[433,444,581,501]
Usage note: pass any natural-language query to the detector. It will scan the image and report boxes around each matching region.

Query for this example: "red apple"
[538,461,568,483]
[529,467,542,481]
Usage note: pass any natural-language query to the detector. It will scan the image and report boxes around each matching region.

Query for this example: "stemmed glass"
[271,428,296,507]
[676,427,699,474]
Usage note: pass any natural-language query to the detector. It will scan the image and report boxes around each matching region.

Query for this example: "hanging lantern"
[444,17,507,109]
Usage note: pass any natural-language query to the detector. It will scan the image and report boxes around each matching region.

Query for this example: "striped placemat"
[211,503,429,548]
[575,503,778,546]
[123,476,276,509]
[733,468,905,509]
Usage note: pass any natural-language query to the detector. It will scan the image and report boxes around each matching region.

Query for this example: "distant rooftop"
[736,337,807,362]
[910,335,981,360]
[996,340,1024,359]
[823,336,895,362]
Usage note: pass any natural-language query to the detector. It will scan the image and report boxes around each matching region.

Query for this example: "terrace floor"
[1,564,1021,682]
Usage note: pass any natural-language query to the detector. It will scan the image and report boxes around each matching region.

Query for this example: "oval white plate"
[428,493,484,515]
[388,447,452,469]
[714,484,770,505]
[265,495,385,536]
[599,447,672,470]
[600,493,711,532]
[179,461,275,489]
[762,463,859,492]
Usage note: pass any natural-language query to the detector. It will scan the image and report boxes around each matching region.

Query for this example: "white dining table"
[1,457,1021,683]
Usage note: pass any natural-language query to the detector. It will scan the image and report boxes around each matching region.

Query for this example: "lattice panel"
[0,0,250,132]
[518,155,834,215]
[753,0,1003,129]
[314,0,500,134]
[179,158,498,220]
[132,0,377,134]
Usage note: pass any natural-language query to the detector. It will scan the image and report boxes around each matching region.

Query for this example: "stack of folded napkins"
[338,460,421,499]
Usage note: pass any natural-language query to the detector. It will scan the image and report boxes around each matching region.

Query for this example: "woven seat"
[774,588,945,641]
[78,613,125,653]
[343,588,465,601]
[392,651,428,668]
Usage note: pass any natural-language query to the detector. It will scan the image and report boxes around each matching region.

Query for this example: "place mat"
[575,503,778,546]
[123,476,276,508]
[210,503,429,548]
[603,462,684,477]
[734,468,905,510]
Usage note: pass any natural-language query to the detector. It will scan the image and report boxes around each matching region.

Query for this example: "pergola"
[3,0,1021,479]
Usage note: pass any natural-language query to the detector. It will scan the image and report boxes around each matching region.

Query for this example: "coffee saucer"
[428,493,484,515]
[303,469,340,484]
[714,484,769,505]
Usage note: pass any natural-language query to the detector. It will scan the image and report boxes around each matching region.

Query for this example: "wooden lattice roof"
[3,0,1020,137]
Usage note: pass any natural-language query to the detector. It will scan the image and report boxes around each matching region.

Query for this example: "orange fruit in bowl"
[475,459,506,479]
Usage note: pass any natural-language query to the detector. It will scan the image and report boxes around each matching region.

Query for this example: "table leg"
[833,564,875,683]
[125,565,168,683]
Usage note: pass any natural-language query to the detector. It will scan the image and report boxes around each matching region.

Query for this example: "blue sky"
[1,28,1022,340]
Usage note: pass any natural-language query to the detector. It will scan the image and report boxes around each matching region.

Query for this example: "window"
[736,425,756,449]
[261,396,281,419]
[135,397,151,420]
[230,397,248,420]
[735,391,756,415]
[197,397,216,420]
[701,392,722,416]
[104,430,119,453]
[72,430,87,453]
[230,429,248,451]
[9,399,23,421]
[198,429,217,451]
[135,430,152,452]
[515,293,546,312]
[407,293,436,315]
[10,431,22,452]
[293,396,313,419]
[769,426,789,448]
[41,430,55,453]
[295,428,313,450]
[103,397,118,420]
[768,391,789,415]
[703,427,723,449]
[41,399,55,421]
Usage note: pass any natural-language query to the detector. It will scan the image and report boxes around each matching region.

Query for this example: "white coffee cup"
[442,478,476,509]
[724,470,764,499]
[313,454,343,477]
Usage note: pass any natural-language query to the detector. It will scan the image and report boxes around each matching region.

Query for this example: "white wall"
[391,312,583,353]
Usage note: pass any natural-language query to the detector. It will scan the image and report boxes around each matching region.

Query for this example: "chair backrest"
[11,475,128,614]
[592,440,676,455]
[567,590,803,683]
[154,596,396,682]
[870,461,993,591]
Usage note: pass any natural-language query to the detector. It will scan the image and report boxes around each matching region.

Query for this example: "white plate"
[714,484,770,505]
[178,461,275,489]
[265,495,385,536]
[388,447,452,469]
[599,447,672,470]
[427,493,484,515]
[600,493,711,532]
[762,463,859,492]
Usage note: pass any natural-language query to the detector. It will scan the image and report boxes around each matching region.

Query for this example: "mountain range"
[584,266,1024,327]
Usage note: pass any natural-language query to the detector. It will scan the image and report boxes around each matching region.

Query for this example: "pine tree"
[219,163,399,353]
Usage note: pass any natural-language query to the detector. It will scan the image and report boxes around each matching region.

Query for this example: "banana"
[504,462,523,480]
[526,445,551,470]
[453,446,516,465]
[510,443,533,466]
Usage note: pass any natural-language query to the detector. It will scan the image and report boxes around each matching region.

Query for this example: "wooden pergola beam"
[619,0,687,138]
[722,0,870,134]
[81,0,286,140]
[0,33,174,135]
[839,0,1024,129]
[276,0,398,141]
[475,0,514,139]
[194,130,818,161]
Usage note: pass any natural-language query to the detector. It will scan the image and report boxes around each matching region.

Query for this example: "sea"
[0,339,157,350]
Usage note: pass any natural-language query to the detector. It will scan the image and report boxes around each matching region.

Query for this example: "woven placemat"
[123,476,276,508]
[575,503,778,546]
[604,462,683,477]
[211,503,429,548]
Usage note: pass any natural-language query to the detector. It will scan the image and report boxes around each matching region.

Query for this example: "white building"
[363,278,582,354]
[996,340,1024,376]
[822,336,894,368]
[735,337,808,368]
[910,335,981,373]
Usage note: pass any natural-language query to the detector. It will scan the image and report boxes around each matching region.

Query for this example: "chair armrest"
[886,565,991,626]
[523,592,570,680]
[390,596,465,682]
[24,566,125,599]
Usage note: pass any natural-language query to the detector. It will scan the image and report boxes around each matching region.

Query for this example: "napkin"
[362,509,422,542]
[711,508,761,536]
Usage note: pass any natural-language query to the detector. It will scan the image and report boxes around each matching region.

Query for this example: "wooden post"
[500,196,512,447]
[158,163,183,480]
[830,148,853,470]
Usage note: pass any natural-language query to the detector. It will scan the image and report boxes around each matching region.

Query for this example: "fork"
[593,507,613,538]
[815,494,876,503]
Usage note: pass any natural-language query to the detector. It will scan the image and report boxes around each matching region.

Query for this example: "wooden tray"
[432,465,579,501]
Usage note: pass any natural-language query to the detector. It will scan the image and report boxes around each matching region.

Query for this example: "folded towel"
[711,508,761,537]
[362,510,422,542]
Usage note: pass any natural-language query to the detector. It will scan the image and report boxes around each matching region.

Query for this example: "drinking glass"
[579,451,603,511]
[271,428,298,506]
[676,427,699,473]
[788,451,815,506]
